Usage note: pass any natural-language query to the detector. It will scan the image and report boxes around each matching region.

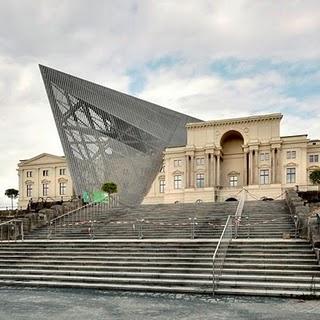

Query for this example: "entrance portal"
[220,130,244,187]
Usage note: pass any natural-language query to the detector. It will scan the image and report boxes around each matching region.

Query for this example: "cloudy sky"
[0,0,320,206]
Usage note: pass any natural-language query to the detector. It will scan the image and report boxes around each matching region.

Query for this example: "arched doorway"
[225,197,238,202]
[220,130,244,187]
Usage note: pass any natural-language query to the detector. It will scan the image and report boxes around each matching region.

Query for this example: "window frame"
[286,167,296,184]
[59,168,66,175]
[196,158,205,166]
[42,183,49,196]
[174,175,182,189]
[260,152,270,161]
[287,150,296,159]
[229,175,238,187]
[42,170,49,177]
[196,173,205,188]
[174,159,182,167]
[59,182,66,195]
[26,184,32,197]
[309,154,319,163]
[159,180,165,193]
[260,169,269,185]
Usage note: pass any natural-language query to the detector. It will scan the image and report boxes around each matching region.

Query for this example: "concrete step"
[215,287,320,298]
[0,279,211,293]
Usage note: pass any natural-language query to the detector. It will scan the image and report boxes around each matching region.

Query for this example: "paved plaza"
[0,287,319,320]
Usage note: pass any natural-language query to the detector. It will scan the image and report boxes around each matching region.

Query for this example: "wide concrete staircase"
[236,200,296,238]
[25,202,237,240]
[216,239,320,297]
[0,240,216,293]
[1,199,319,297]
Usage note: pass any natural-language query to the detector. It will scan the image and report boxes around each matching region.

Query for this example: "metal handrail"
[47,194,120,239]
[212,215,233,294]
[0,219,24,242]
[234,189,246,238]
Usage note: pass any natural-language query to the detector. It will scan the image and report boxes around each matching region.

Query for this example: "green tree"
[310,170,320,190]
[4,188,19,210]
[101,182,118,199]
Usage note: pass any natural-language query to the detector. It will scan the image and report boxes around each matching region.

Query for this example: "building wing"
[39,65,200,205]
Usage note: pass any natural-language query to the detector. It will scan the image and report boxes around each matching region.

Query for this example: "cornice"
[186,113,282,129]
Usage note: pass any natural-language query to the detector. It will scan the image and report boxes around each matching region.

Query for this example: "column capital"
[271,143,281,150]
[249,145,259,151]
[242,145,249,153]
[185,150,195,156]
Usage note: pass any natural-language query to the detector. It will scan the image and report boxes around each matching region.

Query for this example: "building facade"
[17,153,74,209]
[143,113,320,204]
[40,65,199,206]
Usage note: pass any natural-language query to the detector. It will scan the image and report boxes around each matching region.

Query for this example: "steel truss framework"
[40,65,200,205]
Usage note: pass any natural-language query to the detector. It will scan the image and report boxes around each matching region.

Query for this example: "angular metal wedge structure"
[40,65,200,205]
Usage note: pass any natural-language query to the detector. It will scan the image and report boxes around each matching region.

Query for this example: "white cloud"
[138,65,320,138]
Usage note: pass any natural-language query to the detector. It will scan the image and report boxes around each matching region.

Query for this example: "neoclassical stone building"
[143,113,320,204]
[17,153,74,209]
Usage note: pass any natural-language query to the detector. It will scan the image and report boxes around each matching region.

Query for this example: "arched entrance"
[220,130,245,187]
[225,197,238,202]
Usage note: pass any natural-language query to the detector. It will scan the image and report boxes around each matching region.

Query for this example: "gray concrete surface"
[0,287,319,320]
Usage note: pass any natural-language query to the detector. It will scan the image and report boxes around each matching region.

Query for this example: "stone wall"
[285,189,320,249]
[0,200,81,240]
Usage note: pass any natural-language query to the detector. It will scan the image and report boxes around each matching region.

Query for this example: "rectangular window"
[159,180,165,193]
[174,175,182,189]
[174,159,182,167]
[260,170,269,185]
[26,185,32,197]
[309,154,319,163]
[59,168,66,175]
[59,182,66,195]
[26,171,32,178]
[196,158,204,166]
[229,176,238,187]
[196,173,205,188]
[42,183,49,196]
[287,151,296,159]
[260,152,270,161]
[43,170,49,177]
[286,168,296,183]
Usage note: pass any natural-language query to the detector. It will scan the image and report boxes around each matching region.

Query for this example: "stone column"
[249,149,253,185]
[205,153,209,187]
[254,150,259,185]
[190,155,195,188]
[216,154,221,186]
[185,155,189,188]
[212,154,216,187]
[272,148,276,184]
[243,150,248,186]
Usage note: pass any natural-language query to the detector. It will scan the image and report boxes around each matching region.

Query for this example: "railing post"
[20,221,24,241]
[190,217,197,239]
[212,215,233,295]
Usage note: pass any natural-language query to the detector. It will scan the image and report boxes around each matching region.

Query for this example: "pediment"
[227,171,240,176]
[285,162,298,167]
[19,153,66,166]
[259,164,270,169]
[308,165,320,170]
[172,169,183,175]
[58,177,68,183]
[41,179,51,184]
